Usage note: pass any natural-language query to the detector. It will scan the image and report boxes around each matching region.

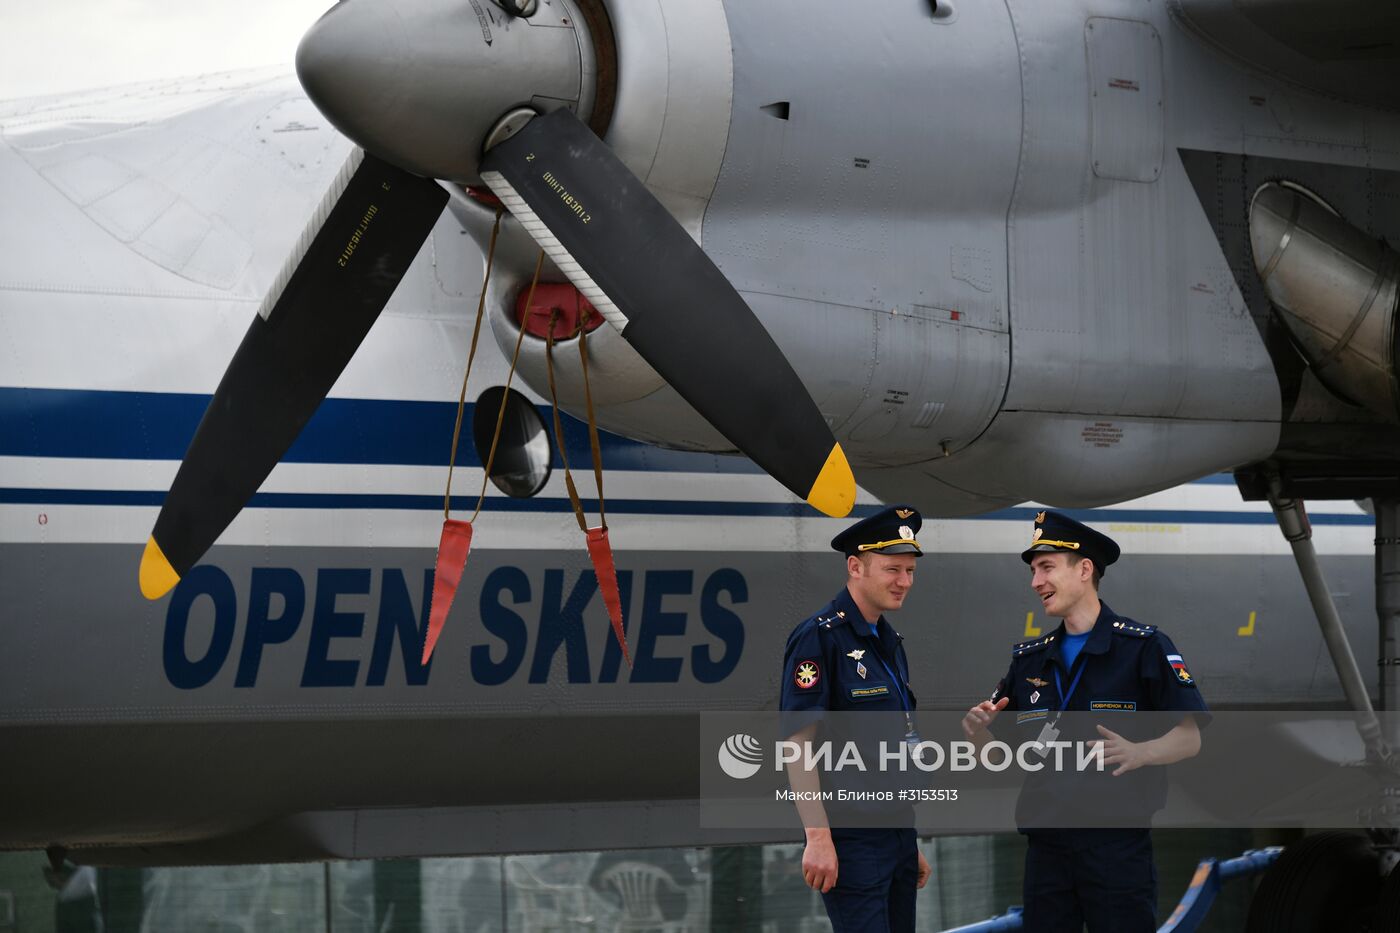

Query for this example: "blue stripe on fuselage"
[4,389,1370,525]
[0,387,759,473]
[0,486,1374,525]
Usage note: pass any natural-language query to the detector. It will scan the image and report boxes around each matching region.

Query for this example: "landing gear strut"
[1265,472,1391,763]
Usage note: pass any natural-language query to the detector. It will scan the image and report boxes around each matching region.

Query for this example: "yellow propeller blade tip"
[806,443,856,518]
[139,536,180,600]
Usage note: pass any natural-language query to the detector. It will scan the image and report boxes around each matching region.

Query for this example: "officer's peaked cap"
[831,505,923,557]
[1020,510,1120,575]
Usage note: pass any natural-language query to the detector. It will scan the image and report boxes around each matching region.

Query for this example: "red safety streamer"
[422,519,472,664]
[421,214,533,665]
[586,526,629,665]
[423,252,542,663]
[544,309,630,665]
[578,310,627,664]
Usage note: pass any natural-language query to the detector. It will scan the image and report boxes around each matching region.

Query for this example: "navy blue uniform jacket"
[780,587,917,820]
[990,601,1209,829]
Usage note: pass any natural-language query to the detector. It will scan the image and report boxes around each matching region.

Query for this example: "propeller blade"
[478,109,855,518]
[140,149,448,599]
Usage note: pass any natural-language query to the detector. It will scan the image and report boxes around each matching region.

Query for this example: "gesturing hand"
[962,696,1010,739]
[1095,724,1150,776]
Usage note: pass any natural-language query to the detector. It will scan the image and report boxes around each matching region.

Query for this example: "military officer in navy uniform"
[961,511,1209,932]
[779,505,932,933]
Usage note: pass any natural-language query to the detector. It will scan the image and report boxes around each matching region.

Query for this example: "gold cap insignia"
[896,508,914,519]
[1035,511,1046,524]
[1032,527,1044,542]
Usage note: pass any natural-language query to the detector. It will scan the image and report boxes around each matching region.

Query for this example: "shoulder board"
[1012,634,1055,657]
[787,612,831,651]
[818,610,849,630]
[1110,619,1157,638]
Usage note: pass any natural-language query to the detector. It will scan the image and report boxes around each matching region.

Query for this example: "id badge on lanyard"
[903,712,920,751]
[1031,660,1086,754]
[871,643,918,748]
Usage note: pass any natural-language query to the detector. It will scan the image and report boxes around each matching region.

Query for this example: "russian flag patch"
[1166,653,1194,685]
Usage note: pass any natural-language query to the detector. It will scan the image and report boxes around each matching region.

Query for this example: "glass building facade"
[0,830,1264,932]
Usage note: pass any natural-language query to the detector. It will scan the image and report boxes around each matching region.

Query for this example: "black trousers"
[820,827,918,933]
[1022,828,1156,933]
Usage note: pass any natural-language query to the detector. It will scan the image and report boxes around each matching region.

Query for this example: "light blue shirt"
[1061,630,1091,670]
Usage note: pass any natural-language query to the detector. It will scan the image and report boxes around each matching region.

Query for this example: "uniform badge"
[856,662,868,679]
[1166,654,1195,685]
[1026,677,1049,688]
[1030,690,1040,704]
[896,508,914,519]
[846,649,865,661]
[898,525,914,540]
[1032,527,1044,543]
[1035,511,1046,524]
[794,660,820,689]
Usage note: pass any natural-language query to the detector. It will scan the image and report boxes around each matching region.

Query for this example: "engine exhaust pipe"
[1249,181,1400,417]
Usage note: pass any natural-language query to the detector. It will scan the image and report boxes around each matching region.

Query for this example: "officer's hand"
[916,849,932,889]
[1095,724,1149,776]
[961,697,1010,739]
[803,833,838,893]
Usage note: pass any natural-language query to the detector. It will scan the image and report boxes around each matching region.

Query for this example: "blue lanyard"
[1052,658,1088,714]
[866,628,910,712]
[872,649,909,711]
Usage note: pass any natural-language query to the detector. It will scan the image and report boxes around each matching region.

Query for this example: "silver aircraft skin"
[0,0,1395,863]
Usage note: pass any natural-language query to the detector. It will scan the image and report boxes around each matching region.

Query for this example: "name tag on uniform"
[849,685,890,701]
[1090,700,1136,712]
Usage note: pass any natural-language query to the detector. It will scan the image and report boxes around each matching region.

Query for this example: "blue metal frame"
[935,847,1283,933]
[1158,847,1283,932]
